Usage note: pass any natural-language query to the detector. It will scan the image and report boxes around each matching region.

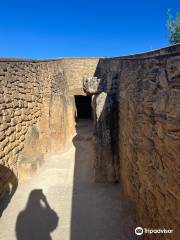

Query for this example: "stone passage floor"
[0,120,136,240]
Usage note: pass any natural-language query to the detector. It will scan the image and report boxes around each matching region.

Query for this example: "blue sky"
[0,0,179,58]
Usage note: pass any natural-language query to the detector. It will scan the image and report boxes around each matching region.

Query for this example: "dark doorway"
[75,95,91,119]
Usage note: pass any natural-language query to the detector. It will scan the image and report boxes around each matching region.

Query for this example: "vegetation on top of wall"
[167,9,180,44]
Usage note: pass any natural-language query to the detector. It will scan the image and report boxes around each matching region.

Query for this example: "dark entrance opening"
[75,95,91,119]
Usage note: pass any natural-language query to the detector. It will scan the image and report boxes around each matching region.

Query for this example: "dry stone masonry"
[0,45,180,239]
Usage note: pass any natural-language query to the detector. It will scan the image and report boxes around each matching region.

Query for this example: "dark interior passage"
[75,96,91,119]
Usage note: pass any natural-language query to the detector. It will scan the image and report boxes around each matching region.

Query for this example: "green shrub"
[167,9,180,44]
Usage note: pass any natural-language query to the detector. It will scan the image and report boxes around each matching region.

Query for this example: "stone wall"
[83,69,120,183]
[90,44,180,239]
[0,57,99,194]
[37,61,72,154]
[0,61,42,191]
[36,58,99,151]
[0,61,68,189]
[118,54,180,240]
[58,58,99,96]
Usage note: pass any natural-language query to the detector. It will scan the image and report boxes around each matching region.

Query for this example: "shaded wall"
[118,53,180,239]
[92,44,180,239]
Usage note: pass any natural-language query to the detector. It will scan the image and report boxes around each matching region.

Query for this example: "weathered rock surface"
[0,165,18,217]
[17,125,44,180]
[91,45,180,239]
[84,75,119,182]
[83,76,105,94]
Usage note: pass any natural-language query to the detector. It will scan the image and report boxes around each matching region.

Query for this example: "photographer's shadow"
[16,189,59,240]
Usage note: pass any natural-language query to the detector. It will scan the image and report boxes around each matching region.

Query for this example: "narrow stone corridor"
[0,120,135,240]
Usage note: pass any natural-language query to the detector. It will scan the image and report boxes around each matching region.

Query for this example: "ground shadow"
[16,189,59,240]
[0,165,18,218]
[71,120,97,240]
[71,120,136,240]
